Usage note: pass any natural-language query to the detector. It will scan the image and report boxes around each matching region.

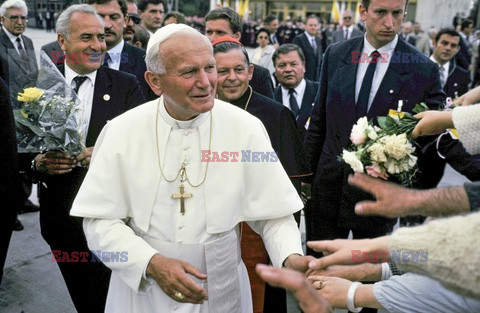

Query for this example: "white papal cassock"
[71,98,304,313]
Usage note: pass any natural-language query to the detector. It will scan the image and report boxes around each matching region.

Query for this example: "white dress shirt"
[105,39,125,71]
[281,78,306,111]
[64,63,97,145]
[355,34,398,110]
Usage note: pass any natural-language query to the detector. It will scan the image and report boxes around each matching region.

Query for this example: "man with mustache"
[123,0,139,42]
[31,4,144,312]
[304,0,445,287]
[87,0,154,100]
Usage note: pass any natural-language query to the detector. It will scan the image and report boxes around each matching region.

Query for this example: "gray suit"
[331,27,363,44]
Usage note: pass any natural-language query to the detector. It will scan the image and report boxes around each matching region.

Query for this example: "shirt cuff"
[464,181,480,212]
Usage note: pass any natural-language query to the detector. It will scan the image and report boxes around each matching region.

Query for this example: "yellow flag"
[331,0,341,23]
[238,0,249,18]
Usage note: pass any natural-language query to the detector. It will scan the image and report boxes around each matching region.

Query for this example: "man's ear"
[145,71,163,96]
[233,31,241,40]
[247,64,254,81]
[58,33,66,51]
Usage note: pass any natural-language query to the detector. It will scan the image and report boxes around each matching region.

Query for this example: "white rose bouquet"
[340,103,429,186]
[13,52,86,156]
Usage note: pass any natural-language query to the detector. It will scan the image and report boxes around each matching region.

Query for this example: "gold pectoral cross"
[172,183,192,215]
[171,163,192,215]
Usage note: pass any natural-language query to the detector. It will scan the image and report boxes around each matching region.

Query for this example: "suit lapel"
[274,86,283,104]
[87,67,113,146]
[297,80,315,127]
[119,43,136,73]
[338,38,363,122]
[368,40,410,119]
[1,29,25,68]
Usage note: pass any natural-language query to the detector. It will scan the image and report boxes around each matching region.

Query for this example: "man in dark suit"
[331,10,363,44]
[273,44,318,140]
[418,28,479,191]
[304,0,445,258]
[205,7,275,98]
[292,15,323,82]
[0,77,21,284]
[400,21,416,46]
[87,0,154,100]
[456,18,473,71]
[0,0,40,230]
[31,5,145,312]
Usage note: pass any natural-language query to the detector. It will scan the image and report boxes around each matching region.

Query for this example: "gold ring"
[174,291,184,300]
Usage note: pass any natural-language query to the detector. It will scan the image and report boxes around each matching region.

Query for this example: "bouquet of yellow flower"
[340,103,429,187]
[13,52,86,155]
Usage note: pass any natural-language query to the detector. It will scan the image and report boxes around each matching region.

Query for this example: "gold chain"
[155,98,212,187]
[243,85,253,111]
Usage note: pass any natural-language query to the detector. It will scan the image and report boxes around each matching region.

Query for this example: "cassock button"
[454,83,458,87]
[389,89,394,94]
[103,94,110,101]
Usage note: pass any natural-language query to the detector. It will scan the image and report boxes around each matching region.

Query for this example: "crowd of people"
[0,0,479,312]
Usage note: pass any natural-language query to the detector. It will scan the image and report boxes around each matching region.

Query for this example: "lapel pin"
[103,94,110,101]
[389,89,394,94]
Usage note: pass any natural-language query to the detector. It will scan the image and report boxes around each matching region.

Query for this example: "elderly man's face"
[148,33,217,120]
[58,12,106,75]
[1,8,28,36]
[274,50,305,89]
[215,48,253,102]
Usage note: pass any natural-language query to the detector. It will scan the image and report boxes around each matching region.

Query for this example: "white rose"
[383,134,414,160]
[342,150,364,172]
[367,125,378,140]
[367,142,387,163]
[350,117,369,145]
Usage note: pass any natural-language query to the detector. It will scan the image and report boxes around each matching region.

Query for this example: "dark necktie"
[103,52,111,68]
[311,38,317,54]
[345,29,349,40]
[289,88,299,117]
[73,76,88,95]
[356,50,380,118]
[439,65,447,88]
[16,37,28,62]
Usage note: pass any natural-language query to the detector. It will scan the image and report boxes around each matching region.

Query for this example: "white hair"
[145,23,209,74]
[56,4,104,39]
[0,0,28,17]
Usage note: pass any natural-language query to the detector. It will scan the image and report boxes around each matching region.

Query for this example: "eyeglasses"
[343,16,352,20]
[4,15,28,22]
[126,13,140,24]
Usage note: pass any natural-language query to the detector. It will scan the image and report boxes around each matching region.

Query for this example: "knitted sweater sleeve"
[452,104,480,154]
[391,212,480,299]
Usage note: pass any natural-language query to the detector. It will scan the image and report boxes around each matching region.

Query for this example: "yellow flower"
[17,87,44,102]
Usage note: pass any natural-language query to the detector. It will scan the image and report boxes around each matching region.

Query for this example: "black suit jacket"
[456,36,472,70]
[292,33,323,81]
[304,36,445,234]
[0,77,20,283]
[120,42,156,101]
[250,64,275,99]
[40,40,62,62]
[444,61,470,99]
[274,79,319,139]
[0,28,38,105]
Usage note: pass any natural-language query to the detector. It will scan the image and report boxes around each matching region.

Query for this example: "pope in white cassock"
[70,24,312,313]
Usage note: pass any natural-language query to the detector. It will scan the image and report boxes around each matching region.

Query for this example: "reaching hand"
[75,146,94,167]
[255,264,333,313]
[348,173,421,217]
[146,254,208,304]
[411,111,453,139]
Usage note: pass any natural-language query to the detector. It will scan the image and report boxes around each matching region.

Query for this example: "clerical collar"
[229,86,251,111]
[158,97,209,129]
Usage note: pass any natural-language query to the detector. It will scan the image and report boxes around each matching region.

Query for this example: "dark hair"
[137,0,164,12]
[435,28,460,43]
[205,7,243,34]
[272,43,305,65]
[162,10,186,26]
[264,14,277,26]
[256,27,270,39]
[213,41,250,65]
[361,0,409,11]
[306,14,319,23]
[84,0,127,16]
[461,19,473,30]
[132,24,150,49]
